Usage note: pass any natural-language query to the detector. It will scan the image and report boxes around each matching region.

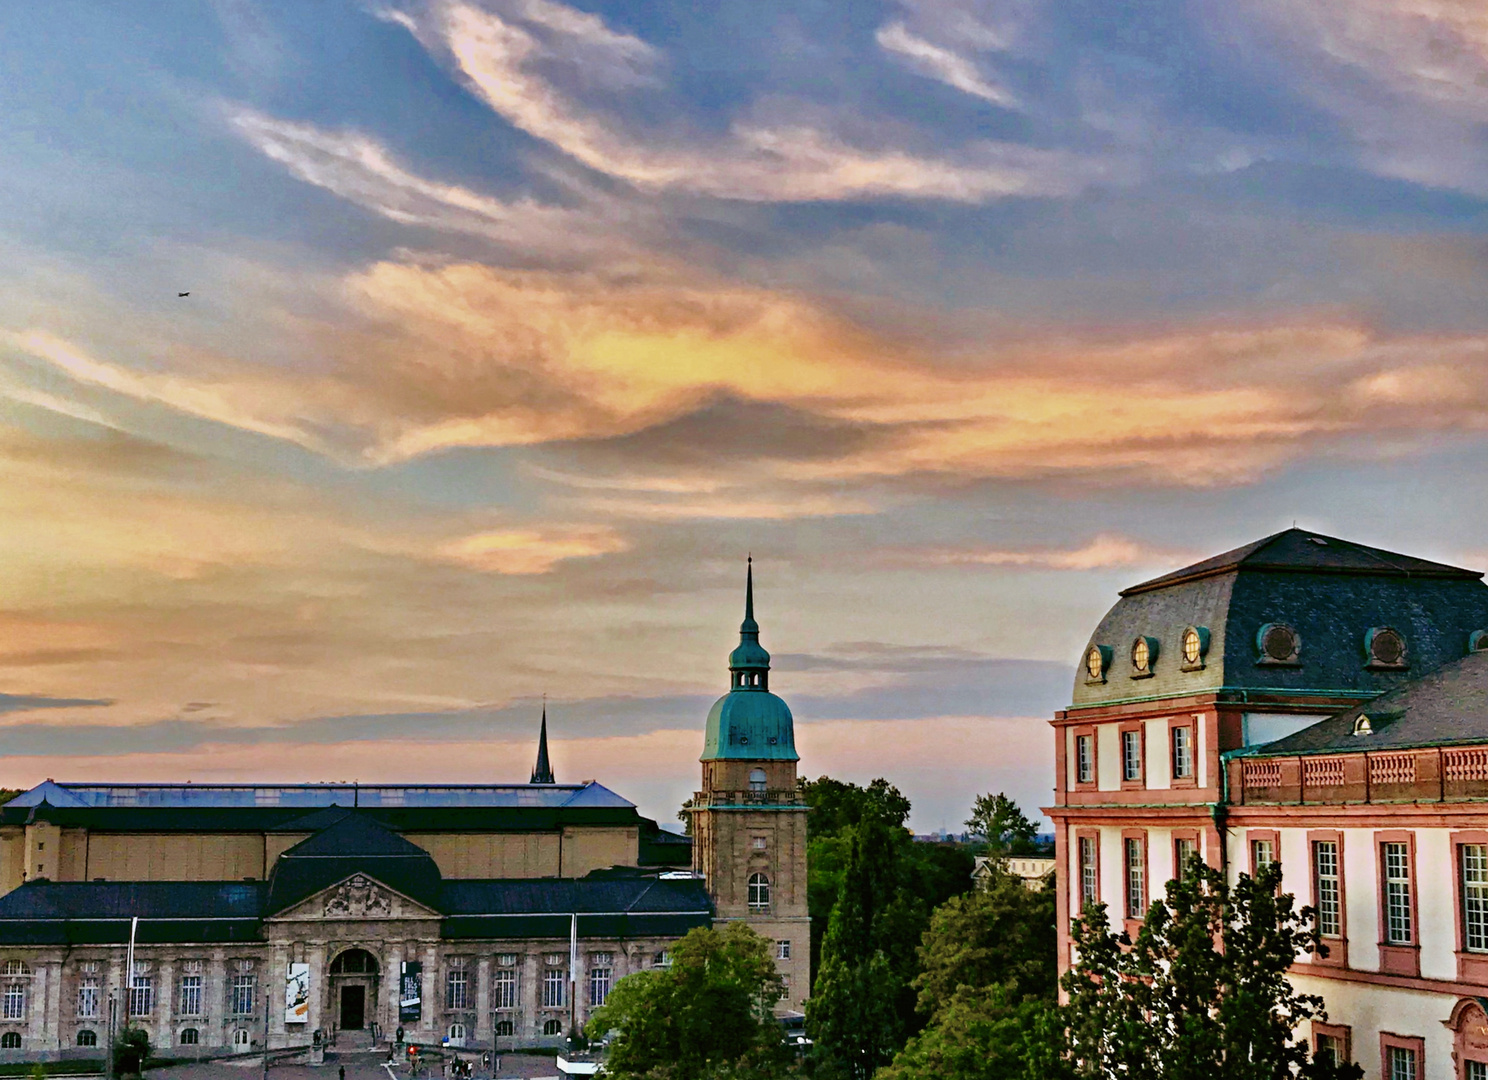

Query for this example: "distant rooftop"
[6,779,633,810]
[1122,528,1481,597]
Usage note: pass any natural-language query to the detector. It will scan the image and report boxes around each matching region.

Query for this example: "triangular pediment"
[266,872,441,923]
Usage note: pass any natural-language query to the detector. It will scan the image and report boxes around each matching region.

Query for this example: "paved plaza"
[148,1053,571,1080]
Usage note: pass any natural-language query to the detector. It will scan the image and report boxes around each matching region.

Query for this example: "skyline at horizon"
[4,0,1488,830]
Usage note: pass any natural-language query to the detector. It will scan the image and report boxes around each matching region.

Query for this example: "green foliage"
[809,818,927,1079]
[587,923,788,1079]
[1062,857,1364,1080]
[114,1026,151,1077]
[798,776,911,838]
[964,793,1038,856]
[875,986,1065,1080]
[912,867,1057,1018]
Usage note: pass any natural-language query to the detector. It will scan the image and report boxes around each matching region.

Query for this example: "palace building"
[1049,528,1488,1079]
[0,567,807,1060]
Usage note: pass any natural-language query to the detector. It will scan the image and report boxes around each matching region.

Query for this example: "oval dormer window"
[1367,626,1407,669]
[1130,636,1158,677]
[1181,626,1209,669]
[1084,645,1109,683]
[1472,630,1488,653]
[1257,623,1300,664]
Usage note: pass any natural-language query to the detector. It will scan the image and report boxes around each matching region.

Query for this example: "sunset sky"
[3,0,1488,829]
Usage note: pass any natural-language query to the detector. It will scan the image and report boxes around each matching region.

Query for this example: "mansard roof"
[1250,648,1488,757]
[1071,528,1488,710]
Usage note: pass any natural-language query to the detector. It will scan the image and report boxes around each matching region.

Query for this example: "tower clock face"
[1086,647,1103,680]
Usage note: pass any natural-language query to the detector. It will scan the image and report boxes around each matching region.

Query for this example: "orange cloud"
[886,534,1199,571]
[436,525,628,574]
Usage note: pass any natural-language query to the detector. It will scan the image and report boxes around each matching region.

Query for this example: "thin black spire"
[741,554,757,633]
[530,700,555,784]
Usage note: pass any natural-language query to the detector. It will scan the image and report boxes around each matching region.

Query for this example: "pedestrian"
[339,1066,346,1080]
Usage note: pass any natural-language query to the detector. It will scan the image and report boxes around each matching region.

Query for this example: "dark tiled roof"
[1071,530,1488,710]
[265,814,444,914]
[0,804,640,832]
[278,812,430,859]
[0,882,265,945]
[1124,528,1480,595]
[438,877,709,917]
[1252,649,1488,756]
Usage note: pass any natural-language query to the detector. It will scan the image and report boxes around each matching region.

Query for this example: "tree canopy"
[964,793,1040,856]
[587,923,788,1080]
[1063,856,1364,1080]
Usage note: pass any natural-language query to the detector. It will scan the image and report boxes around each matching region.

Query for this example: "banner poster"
[285,963,310,1024]
[399,961,422,1023]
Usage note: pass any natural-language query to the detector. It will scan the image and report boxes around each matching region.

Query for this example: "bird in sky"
[177,292,190,297]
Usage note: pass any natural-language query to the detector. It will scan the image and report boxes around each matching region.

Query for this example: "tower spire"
[530,699,555,784]
[728,556,769,691]
[743,554,756,630]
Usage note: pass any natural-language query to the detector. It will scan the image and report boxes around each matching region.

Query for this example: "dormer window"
[1256,623,1300,665]
[1180,626,1209,671]
[1084,645,1111,684]
[1130,636,1158,678]
[1366,627,1408,670]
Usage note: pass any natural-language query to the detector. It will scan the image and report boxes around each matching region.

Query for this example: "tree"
[913,865,1057,1018]
[876,863,1063,1080]
[114,1026,151,1078]
[586,923,788,1080]
[799,776,911,838]
[964,793,1038,856]
[808,817,925,1079]
[1062,856,1364,1080]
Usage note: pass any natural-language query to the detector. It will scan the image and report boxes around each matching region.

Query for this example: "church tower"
[689,560,810,1012]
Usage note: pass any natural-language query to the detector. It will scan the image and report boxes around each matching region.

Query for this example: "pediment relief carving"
[325,874,394,918]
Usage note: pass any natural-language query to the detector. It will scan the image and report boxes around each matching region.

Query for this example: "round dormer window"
[1132,637,1150,672]
[1085,646,1106,681]
[1472,630,1488,653]
[1258,623,1299,664]
[1367,626,1407,668]
[1183,628,1201,665]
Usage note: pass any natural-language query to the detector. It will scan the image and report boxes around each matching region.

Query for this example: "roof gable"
[267,872,440,923]
[1123,528,1480,596]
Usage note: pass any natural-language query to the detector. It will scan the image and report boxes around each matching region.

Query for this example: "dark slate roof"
[1124,528,1480,596]
[4,781,633,810]
[638,819,692,867]
[0,882,264,945]
[264,813,443,914]
[1251,648,1488,756]
[0,803,640,832]
[0,872,709,945]
[1071,529,1488,709]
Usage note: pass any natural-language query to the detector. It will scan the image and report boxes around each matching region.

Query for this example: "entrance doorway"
[340,985,366,1030]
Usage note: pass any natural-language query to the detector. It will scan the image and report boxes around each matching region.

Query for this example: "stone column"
[474,957,491,1047]
[305,943,326,1039]
[208,949,228,1048]
[26,960,48,1048]
[387,945,404,1039]
[269,946,290,1047]
[522,951,540,1041]
[420,945,437,1035]
[157,961,174,1049]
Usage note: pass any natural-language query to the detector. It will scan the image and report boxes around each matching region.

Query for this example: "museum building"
[1049,528,1488,1079]
[0,566,808,1059]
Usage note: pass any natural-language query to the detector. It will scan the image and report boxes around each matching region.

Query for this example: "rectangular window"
[2,984,24,1021]
[1125,836,1145,919]
[1468,1060,1487,1080]
[1388,1045,1417,1080]
[1171,726,1193,779]
[776,940,791,960]
[752,837,767,850]
[1174,838,1197,881]
[1076,735,1094,784]
[1464,844,1488,952]
[1122,730,1142,782]
[1382,842,1412,946]
[77,978,99,1019]
[1078,836,1098,909]
[541,969,566,1009]
[230,974,254,1015]
[178,975,202,1017]
[446,968,469,1010]
[589,967,612,1008]
[492,969,517,1011]
[1252,838,1275,871]
[1314,841,1341,938]
[1316,1034,1340,1064]
[128,976,153,1017]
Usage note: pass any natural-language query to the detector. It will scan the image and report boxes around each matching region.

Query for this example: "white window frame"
[541,968,565,1009]
[493,969,517,1010]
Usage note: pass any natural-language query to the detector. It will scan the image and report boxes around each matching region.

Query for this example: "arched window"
[749,769,767,794]
[447,1023,466,1046]
[748,873,770,910]
[329,949,377,974]
[77,1030,97,1047]
[178,1029,198,1046]
[542,1019,563,1036]
[494,1020,513,1037]
[1,963,27,977]
[0,1033,20,1049]
[232,1029,251,1048]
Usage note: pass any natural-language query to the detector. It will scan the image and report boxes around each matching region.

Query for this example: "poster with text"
[399,960,422,1023]
[285,963,310,1024]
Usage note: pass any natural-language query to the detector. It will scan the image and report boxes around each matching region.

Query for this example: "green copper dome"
[701,560,799,762]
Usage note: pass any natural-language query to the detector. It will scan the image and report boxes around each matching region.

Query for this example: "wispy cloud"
[876,21,1017,107]
[435,525,628,573]
[390,0,1099,203]
[877,534,1198,570]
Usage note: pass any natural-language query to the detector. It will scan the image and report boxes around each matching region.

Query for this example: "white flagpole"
[124,916,138,1026]
[568,912,578,1038]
